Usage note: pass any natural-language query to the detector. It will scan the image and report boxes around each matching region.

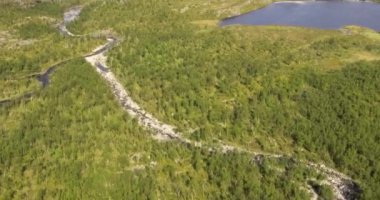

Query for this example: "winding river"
[74,7,362,199]
[59,6,363,200]
[0,5,362,200]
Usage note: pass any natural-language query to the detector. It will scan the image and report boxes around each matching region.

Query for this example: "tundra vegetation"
[1,0,379,199]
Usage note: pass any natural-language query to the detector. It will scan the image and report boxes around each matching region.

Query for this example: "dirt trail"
[61,6,361,200]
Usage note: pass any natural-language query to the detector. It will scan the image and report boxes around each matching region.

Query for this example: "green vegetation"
[308,181,334,200]
[1,0,380,199]
[1,59,321,199]
[69,1,380,198]
[0,2,102,101]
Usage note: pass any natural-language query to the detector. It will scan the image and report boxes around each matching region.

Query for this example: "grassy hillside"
[1,0,380,199]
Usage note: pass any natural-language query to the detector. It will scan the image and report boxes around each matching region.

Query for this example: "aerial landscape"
[0,0,379,199]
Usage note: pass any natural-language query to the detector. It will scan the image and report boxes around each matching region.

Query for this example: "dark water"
[0,92,34,106]
[36,66,57,88]
[220,1,380,31]
[35,59,72,88]
[96,62,110,72]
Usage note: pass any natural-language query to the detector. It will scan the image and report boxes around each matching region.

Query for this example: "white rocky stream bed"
[58,6,362,200]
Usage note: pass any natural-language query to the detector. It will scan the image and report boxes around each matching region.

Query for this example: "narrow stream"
[2,5,363,200]
[2,7,83,106]
[36,65,57,88]
[0,92,34,106]
[72,5,363,200]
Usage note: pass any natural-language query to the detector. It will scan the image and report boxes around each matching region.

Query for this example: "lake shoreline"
[220,1,380,31]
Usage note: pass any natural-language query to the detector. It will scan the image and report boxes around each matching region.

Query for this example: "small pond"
[220,1,380,31]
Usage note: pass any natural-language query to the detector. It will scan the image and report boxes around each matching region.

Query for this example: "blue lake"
[220,1,380,31]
